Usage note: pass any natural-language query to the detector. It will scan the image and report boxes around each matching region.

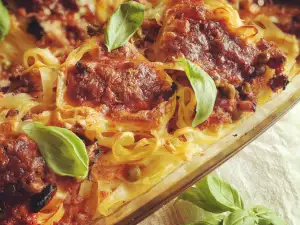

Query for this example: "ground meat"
[268,74,289,91]
[276,13,300,38]
[66,59,174,113]
[2,65,42,96]
[0,203,38,225]
[14,0,77,14]
[0,133,91,225]
[0,134,47,194]
[54,181,91,225]
[8,73,42,96]
[66,25,88,47]
[135,20,162,51]
[151,2,287,129]
[10,0,96,50]
[0,133,48,225]
[14,0,54,13]
[151,4,285,83]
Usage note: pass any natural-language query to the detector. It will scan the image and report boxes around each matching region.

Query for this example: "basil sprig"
[223,210,257,225]
[0,0,10,40]
[105,1,145,52]
[252,206,287,225]
[180,175,244,213]
[23,122,89,179]
[176,58,217,127]
[180,175,287,225]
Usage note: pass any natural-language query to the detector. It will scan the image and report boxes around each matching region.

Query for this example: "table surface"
[139,102,300,225]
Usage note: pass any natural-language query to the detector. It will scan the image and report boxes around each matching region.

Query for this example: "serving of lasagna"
[0,0,299,224]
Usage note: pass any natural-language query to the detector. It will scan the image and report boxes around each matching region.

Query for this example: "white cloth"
[140,103,300,225]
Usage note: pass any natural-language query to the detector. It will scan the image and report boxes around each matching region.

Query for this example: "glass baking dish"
[93,75,300,225]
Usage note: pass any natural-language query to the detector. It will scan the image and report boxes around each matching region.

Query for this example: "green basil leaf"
[186,214,224,225]
[180,175,244,213]
[223,210,258,225]
[22,122,89,179]
[105,1,144,52]
[176,58,217,127]
[0,0,10,40]
[252,206,287,225]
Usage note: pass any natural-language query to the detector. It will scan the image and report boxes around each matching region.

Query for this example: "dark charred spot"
[66,25,87,46]
[171,82,178,92]
[61,0,78,11]
[87,25,103,37]
[72,123,85,133]
[5,110,19,118]
[0,201,4,220]
[0,86,9,93]
[71,123,94,145]
[162,82,177,101]
[88,148,102,168]
[237,86,248,100]
[75,62,87,74]
[292,14,300,23]
[15,0,45,13]
[27,17,45,40]
[268,74,289,91]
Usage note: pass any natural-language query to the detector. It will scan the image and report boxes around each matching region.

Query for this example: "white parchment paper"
[140,102,300,225]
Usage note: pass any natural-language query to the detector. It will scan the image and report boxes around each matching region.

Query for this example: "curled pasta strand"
[23,48,59,70]
[37,187,67,224]
[112,132,158,162]
[177,86,197,128]
[204,0,243,28]
[62,38,98,68]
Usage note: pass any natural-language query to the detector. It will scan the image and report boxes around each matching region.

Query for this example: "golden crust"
[56,40,176,131]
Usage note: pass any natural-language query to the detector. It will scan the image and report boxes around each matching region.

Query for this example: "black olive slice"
[29,184,57,213]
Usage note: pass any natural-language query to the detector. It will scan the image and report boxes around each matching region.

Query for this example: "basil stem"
[185,214,224,225]
[223,210,258,225]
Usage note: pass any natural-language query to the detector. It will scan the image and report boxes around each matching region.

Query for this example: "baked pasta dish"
[0,0,299,224]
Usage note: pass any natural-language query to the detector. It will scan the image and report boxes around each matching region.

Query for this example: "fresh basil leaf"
[105,1,144,52]
[223,210,258,225]
[180,175,244,213]
[176,58,217,127]
[186,214,224,225]
[0,0,10,40]
[22,122,89,179]
[252,206,287,225]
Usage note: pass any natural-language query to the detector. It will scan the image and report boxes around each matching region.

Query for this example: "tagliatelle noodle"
[0,0,299,223]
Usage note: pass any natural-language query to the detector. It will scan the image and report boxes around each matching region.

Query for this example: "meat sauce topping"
[8,0,97,49]
[55,181,91,225]
[66,49,175,114]
[149,2,288,129]
[0,65,42,97]
[0,133,47,225]
[0,132,95,225]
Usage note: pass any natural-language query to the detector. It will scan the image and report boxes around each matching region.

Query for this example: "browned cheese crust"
[147,0,288,129]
